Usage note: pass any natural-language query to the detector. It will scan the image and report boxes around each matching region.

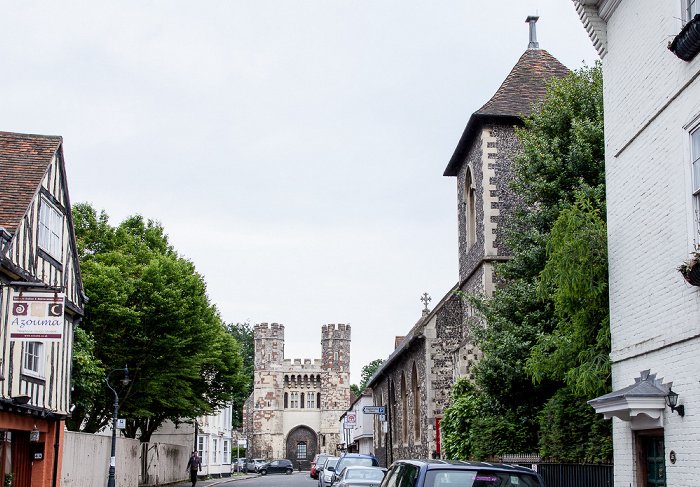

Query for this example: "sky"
[0,1,598,386]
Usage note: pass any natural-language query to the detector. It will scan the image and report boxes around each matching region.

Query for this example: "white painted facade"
[197,404,234,477]
[575,1,700,485]
[342,392,375,455]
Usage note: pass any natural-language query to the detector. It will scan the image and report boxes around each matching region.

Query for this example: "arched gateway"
[286,425,317,470]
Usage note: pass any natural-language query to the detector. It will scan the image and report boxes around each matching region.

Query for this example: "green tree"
[70,203,247,441]
[528,194,610,397]
[351,359,384,396]
[226,322,254,428]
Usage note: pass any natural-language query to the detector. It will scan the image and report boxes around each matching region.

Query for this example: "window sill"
[21,372,46,384]
[670,14,700,61]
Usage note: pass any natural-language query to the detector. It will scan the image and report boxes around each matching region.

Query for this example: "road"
[176,472,320,487]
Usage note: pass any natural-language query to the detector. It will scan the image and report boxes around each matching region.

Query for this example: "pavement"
[172,473,258,487]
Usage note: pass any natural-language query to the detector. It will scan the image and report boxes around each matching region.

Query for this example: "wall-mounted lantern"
[29,425,40,443]
[665,389,685,417]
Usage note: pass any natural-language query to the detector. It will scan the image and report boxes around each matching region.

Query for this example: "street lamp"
[106,366,130,487]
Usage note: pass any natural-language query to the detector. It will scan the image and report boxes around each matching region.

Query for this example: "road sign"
[379,414,386,422]
[116,419,126,429]
[362,406,386,414]
[347,412,357,424]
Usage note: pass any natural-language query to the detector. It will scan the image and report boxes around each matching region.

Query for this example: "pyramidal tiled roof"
[0,131,62,234]
[475,48,569,118]
[444,48,569,176]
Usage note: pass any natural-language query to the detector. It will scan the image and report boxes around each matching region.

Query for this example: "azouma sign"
[10,292,65,341]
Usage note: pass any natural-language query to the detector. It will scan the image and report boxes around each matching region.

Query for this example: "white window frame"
[223,439,230,464]
[198,436,208,466]
[686,0,698,23]
[211,437,219,465]
[38,197,63,261]
[688,121,700,247]
[22,341,44,378]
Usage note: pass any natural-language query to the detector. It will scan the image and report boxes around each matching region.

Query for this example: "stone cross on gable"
[421,293,431,315]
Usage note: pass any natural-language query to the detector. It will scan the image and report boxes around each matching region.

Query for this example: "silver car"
[318,456,340,487]
[334,466,387,487]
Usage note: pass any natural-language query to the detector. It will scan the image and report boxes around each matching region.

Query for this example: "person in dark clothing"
[186,451,202,486]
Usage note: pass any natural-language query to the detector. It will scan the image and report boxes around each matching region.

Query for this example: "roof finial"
[526,15,540,49]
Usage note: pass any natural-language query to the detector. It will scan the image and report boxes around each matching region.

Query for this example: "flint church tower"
[246,323,351,468]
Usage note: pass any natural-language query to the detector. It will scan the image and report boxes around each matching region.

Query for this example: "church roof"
[0,131,62,233]
[443,48,569,177]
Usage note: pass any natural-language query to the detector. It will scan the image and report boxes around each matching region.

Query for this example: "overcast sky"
[0,1,598,385]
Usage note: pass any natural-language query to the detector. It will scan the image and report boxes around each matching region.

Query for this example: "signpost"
[362,406,386,415]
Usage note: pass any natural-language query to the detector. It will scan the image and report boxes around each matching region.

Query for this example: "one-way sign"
[362,406,386,414]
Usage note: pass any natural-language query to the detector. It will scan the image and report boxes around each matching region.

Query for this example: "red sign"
[435,418,441,455]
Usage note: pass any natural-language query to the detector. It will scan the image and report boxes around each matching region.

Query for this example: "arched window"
[301,392,305,408]
[401,373,407,443]
[308,392,315,408]
[464,168,477,248]
[284,392,288,409]
[412,363,420,440]
[317,392,321,408]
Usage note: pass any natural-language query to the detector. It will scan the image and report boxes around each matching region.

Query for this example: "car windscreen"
[340,458,379,468]
[326,458,340,469]
[425,469,542,487]
[345,469,385,481]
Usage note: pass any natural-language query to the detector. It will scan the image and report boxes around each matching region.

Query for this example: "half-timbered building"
[0,131,85,487]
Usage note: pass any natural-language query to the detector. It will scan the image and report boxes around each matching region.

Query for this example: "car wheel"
[286,469,293,475]
[260,470,267,475]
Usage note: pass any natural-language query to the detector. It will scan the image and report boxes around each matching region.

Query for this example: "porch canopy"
[587,370,670,430]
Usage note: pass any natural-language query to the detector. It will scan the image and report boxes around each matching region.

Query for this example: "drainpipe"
[52,419,61,487]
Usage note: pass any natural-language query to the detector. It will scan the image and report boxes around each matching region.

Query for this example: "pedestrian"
[186,450,202,487]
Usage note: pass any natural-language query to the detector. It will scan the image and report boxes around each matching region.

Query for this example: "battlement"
[282,358,324,371]
[255,322,285,339]
[322,323,351,339]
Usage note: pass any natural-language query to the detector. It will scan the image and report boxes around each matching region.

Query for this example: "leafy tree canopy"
[351,359,384,396]
[226,322,254,428]
[69,203,247,441]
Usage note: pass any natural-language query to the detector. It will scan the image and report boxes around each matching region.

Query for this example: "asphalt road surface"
[178,471,321,487]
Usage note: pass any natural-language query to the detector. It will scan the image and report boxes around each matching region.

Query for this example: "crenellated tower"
[320,324,351,446]
[251,323,285,459]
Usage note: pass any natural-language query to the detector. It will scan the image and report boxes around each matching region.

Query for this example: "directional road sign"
[362,406,386,414]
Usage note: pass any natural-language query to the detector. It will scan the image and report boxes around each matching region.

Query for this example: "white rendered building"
[575,1,700,486]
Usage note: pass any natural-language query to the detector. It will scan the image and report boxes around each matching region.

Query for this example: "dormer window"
[38,197,63,260]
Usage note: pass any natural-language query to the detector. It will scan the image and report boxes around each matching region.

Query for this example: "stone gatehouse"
[245,323,350,468]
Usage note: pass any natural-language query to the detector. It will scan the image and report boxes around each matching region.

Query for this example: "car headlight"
[324,474,331,481]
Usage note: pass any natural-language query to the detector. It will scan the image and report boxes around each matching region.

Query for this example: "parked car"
[379,459,544,487]
[259,459,294,475]
[311,454,331,479]
[319,456,340,487]
[335,466,387,487]
[232,458,246,472]
[242,458,267,472]
[331,454,380,485]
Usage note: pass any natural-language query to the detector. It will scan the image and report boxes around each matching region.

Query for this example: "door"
[11,432,31,487]
[643,436,665,487]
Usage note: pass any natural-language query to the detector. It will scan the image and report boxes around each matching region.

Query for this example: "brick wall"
[578,1,700,485]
